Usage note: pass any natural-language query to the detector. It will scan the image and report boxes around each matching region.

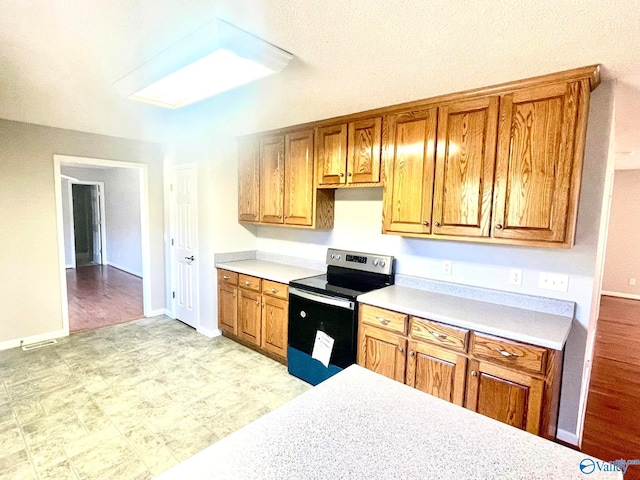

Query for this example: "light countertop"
[215,259,323,284]
[157,365,620,480]
[357,285,573,350]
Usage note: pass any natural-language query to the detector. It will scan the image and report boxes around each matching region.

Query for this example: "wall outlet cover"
[509,268,523,286]
[630,278,637,286]
[442,260,452,275]
[538,272,569,292]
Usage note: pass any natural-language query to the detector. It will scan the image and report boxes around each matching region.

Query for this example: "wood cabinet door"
[492,81,585,244]
[465,359,544,435]
[316,124,347,185]
[406,341,467,406]
[259,135,285,224]
[357,324,406,383]
[432,97,498,237]
[382,108,438,234]
[237,137,260,223]
[284,130,314,226]
[218,284,237,334]
[261,296,288,358]
[347,117,382,184]
[238,289,262,346]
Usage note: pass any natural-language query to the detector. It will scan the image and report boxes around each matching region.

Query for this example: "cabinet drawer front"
[262,280,288,300]
[409,317,468,352]
[218,269,238,286]
[360,304,407,334]
[239,274,262,292]
[471,333,547,374]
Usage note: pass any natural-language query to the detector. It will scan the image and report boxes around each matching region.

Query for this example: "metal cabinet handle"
[223,275,230,280]
[409,351,415,357]
[284,215,288,219]
[429,330,448,340]
[398,346,404,353]
[495,224,503,230]
[232,294,236,298]
[339,172,344,177]
[434,221,441,227]
[471,370,477,377]
[375,316,391,325]
[245,281,252,286]
[422,221,429,226]
[348,172,352,177]
[270,288,279,293]
[256,301,260,305]
[496,348,519,357]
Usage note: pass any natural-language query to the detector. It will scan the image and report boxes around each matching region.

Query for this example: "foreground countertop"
[215,259,323,284]
[358,285,572,350]
[157,365,619,480]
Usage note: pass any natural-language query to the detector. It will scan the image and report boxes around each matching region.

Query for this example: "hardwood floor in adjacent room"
[66,265,143,332]
[582,295,640,480]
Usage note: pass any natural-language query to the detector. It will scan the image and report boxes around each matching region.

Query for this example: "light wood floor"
[582,295,640,479]
[66,265,143,332]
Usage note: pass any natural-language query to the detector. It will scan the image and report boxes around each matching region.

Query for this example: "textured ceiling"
[1,0,640,167]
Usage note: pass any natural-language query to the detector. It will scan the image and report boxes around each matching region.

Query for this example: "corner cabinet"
[356,303,563,439]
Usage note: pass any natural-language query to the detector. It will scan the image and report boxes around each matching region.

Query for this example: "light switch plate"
[538,272,569,292]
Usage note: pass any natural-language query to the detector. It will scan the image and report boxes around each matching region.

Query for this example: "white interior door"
[170,166,198,328]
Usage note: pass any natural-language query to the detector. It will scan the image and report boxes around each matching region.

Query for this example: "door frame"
[54,154,152,335]
[66,180,107,267]
[166,163,200,329]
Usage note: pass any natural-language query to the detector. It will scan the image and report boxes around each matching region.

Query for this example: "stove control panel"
[326,248,394,275]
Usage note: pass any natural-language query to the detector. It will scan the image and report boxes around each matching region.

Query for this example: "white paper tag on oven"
[311,330,334,368]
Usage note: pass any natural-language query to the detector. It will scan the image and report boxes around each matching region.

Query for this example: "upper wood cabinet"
[259,135,285,224]
[237,137,260,223]
[284,130,314,226]
[316,117,383,187]
[432,97,499,237]
[492,80,589,246]
[382,107,437,234]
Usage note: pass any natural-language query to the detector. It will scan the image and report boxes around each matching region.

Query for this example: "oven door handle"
[289,287,355,310]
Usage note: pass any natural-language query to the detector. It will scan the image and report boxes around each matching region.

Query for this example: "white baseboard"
[107,261,142,278]
[65,263,75,269]
[163,309,174,318]
[0,329,68,352]
[197,326,222,338]
[601,290,640,300]
[147,308,167,317]
[556,428,579,446]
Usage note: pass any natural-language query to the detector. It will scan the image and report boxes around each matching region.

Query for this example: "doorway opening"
[54,155,152,334]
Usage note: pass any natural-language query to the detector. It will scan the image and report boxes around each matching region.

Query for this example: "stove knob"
[373,259,379,266]
[336,255,341,260]
[331,254,336,260]
[380,261,386,267]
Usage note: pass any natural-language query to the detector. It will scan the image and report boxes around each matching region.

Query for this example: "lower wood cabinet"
[217,269,289,362]
[357,303,562,439]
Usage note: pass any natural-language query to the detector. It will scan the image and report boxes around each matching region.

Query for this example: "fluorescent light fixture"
[114,19,293,109]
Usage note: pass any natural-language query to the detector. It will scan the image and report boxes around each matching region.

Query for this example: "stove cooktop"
[289,273,386,301]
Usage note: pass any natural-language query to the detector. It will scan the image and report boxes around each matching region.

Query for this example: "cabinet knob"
[495,224,503,230]
[409,351,415,357]
[256,301,260,305]
[245,281,252,286]
[471,370,477,377]
[422,221,429,226]
[434,221,441,227]
[232,294,236,298]
[398,346,404,353]
[348,172,352,177]
[339,172,344,177]
[270,288,278,293]
[284,215,288,219]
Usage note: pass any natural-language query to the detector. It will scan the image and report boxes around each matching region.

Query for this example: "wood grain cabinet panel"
[261,296,288,357]
[492,80,588,245]
[409,316,468,352]
[466,359,544,435]
[259,135,285,224]
[382,108,438,234]
[237,137,260,223]
[347,117,382,184]
[471,333,547,374]
[217,284,237,335]
[357,324,407,383]
[238,289,262,346]
[316,124,347,185]
[360,304,407,334]
[432,97,499,237]
[284,130,315,226]
[406,341,467,406]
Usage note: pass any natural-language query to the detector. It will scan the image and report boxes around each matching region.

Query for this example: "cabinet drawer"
[218,269,238,286]
[470,333,547,374]
[360,304,407,334]
[262,280,288,300]
[239,274,262,292]
[409,317,468,352]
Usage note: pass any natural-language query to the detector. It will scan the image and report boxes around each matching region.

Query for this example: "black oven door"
[287,287,356,385]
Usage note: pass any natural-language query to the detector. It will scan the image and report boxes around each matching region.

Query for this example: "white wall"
[253,82,615,436]
[0,118,165,348]
[60,166,143,276]
[602,169,640,297]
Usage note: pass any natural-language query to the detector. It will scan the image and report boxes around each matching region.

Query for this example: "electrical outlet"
[442,260,452,275]
[538,272,569,292]
[630,278,637,286]
[509,268,522,286]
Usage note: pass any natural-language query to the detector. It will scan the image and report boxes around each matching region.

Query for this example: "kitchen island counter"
[157,365,620,480]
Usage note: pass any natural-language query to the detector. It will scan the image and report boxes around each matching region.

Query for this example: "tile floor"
[0,317,311,479]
